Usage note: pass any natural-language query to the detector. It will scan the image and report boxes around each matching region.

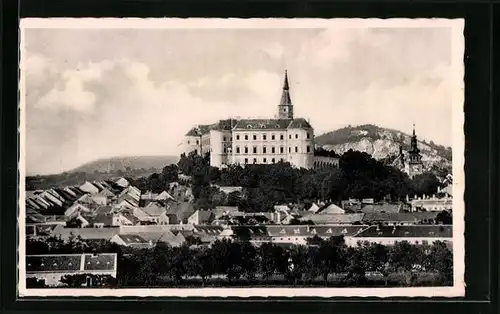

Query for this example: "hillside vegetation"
[315,124,452,169]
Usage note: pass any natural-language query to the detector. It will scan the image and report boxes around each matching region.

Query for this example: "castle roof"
[233,118,292,130]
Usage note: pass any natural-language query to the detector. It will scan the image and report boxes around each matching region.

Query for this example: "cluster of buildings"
[24,176,453,288]
[24,70,453,287]
[182,71,339,170]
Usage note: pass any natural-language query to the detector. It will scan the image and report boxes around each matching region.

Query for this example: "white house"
[79,181,100,194]
[115,177,130,188]
[64,203,92,218]
[349,225,453,247]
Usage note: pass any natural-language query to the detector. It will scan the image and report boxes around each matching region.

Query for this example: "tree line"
[26,235,453,288]
[163,150,444,211]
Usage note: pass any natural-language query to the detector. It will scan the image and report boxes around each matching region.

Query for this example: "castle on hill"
[182,71,339,170]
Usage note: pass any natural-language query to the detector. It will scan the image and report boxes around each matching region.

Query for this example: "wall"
[286,128,314,169]
[209,130,232,167]
[313,156,340,169]
[183,135,201,155]
[231,130,289,166]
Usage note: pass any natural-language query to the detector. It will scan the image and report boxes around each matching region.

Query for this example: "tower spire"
[412,123,416,136]
[283,70,289,90]
[278,70,293,119]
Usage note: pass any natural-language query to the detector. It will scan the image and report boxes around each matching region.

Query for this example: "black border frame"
[1,1,497,313]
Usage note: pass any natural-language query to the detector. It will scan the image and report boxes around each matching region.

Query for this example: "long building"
[182,71,338,170]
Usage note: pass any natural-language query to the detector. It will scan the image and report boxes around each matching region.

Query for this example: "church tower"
[278,70,294,119]
[405,124,424,178]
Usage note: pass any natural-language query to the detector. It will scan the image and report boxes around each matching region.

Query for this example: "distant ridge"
[315,124,452,170]
[68,155,179,174]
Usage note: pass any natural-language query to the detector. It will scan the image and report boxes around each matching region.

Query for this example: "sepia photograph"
[19,18,464,298]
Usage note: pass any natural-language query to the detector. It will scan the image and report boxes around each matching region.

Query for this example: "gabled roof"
[362,212,439,223]
[115,177,130,188]
[83,253,116,271]
[155,190,176,201]
[233,119,292,131]
[166,201,196,221]
[354,225,453,238]
[318,203,345,214]
[194,225,223,235]
[308,203,320,213]
[93,205,113,215]
[301,213,365,224]
[306,226,369,237]
[52,225,119,240]
[91,213,114,226]
[141,203,166,217]
[115,234,149,244]
[194,210,215,223]
[231,226,270,239]
[120,212,141,225]
[361,203,402,214]
[267,225,309,237]
[26,255,81,273]
[287,118,312,129]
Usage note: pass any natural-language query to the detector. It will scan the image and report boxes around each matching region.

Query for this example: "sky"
[22,20,459,175]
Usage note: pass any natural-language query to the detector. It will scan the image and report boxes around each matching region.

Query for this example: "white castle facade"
[182,71,338,170]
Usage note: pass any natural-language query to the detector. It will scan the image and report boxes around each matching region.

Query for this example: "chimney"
[406,195,409,202]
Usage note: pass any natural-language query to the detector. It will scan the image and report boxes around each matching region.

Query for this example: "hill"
[26,155,179,190]
[68,155,179,174]
[315,124,452,170]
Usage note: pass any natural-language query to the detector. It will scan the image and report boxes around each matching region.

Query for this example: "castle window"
[295,146,298,153]
[253,147,257,154]
[289,134,292,139]
[307,133,310,139]
[275,125,280,128]
[253,134,257,140]
[295,134,298,139]
[247,125,252,129]
[230,137,233,141]
[280,134,284,140]
[280,147,284,154]
[187,140,190,145]
[272,147,276,154]
[244,158,248,164]
[244,147,248,154]
[236,147,240,154]
[253,158,257,164]
[196,140,199,145]
[281,158,284,162]
[223,148,227,153]
[272,158,276,163]
[244,134,248,140]
[236,135,240,140]
[288,147,291,153]
[306,146,311,153]
[223,136,226,141]
[263,158,267,163]
[263,134,267,140]
[263,146,267,154]
[271,134,275,140]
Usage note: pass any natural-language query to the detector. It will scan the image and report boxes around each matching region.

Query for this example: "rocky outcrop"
[316,124,451,170]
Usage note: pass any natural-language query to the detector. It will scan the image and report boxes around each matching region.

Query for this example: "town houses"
[25,176,453,247]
